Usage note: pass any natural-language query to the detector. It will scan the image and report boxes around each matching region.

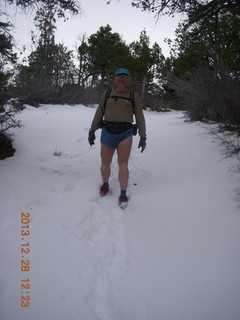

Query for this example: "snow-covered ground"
[0,104,240,320]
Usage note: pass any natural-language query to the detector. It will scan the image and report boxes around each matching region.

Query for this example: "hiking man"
[88,68,146,208]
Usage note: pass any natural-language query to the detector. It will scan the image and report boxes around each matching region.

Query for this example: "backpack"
[103,88,135,113]
[101,88,138,135]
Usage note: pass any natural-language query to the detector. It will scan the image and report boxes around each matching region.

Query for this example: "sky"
[3,0,184,58]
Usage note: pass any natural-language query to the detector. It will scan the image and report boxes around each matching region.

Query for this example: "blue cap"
[114,68,131,76]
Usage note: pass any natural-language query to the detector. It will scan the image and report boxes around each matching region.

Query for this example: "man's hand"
[88,129,96,146]
[138,137,146,153]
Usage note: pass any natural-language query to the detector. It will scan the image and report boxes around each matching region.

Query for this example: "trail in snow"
[76,196,128,320]
[0,105,239,320]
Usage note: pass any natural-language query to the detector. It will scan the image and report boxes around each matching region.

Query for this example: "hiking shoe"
[99,184,109,197]
[118,194,128,209]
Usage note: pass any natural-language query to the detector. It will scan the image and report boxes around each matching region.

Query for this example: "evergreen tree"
[129,30,165,102]
[87,25,130,89]
[170,12,240,78]
[129,30,152,99]
[76,34,90,87]
[0,19,17,104]
[0,18,20,159]
[131,0,240,26]
[5,0,80,18]
[14,2,76,104]
[168,11,240,125]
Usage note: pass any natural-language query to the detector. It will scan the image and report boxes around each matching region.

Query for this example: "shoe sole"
[100,191,108,197]
[118,201,128,209]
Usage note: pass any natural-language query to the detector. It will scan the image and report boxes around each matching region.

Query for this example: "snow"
[0,104,240,320]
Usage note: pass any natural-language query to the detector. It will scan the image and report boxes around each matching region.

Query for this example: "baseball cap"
[114,68,131,76]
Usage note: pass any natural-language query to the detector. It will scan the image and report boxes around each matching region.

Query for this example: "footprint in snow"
[85,204,128,319]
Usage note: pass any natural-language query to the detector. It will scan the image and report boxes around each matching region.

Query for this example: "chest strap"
[110,95,131,102]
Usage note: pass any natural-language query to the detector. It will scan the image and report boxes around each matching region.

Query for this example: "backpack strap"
[130,90,135,113]
[103,88,135,113]
[103,87,112,112]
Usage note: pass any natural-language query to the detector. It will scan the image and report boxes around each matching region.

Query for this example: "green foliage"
[128,30,166,103]
[131,0,240,25]
[163,5,240,117]
[13,1,76,105]
[0,21,17,65]
[129,30,152,75]
[4,0,239,113]
[87,25,131,88]
[170,11,240,77]
[0,19,17,105]
[0,0,81,159]
[213,12,240,75]
[5,0,80,18]
[15,42,75,104]
[77,35,89,86]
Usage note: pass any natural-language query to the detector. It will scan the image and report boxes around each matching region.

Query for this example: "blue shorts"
[101,127,133,148]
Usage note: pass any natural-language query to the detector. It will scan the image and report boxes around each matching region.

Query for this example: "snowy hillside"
[0,104,240,320]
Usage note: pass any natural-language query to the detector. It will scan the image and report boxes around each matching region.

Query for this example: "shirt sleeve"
[134,93,147,138]
[90,91,106,131]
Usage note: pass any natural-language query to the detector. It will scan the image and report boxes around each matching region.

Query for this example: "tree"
[148,42,166,90]
[129,30,152,99]
[0,17,19,159]
[5,0,80,18]
[167,12,240,123]
[0,0,80,158]
[169,9,240,77]
[13,0,77,105]
[15,42,76,104]
[130,0,240,26]
[129,30,166,103]
[168,22,212,77]
[87,25,130,89]
[76,34,90,87]
[1,0,80,102]
[0,19,17,104]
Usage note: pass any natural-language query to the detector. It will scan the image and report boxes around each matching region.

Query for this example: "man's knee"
[118,160,128,170]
